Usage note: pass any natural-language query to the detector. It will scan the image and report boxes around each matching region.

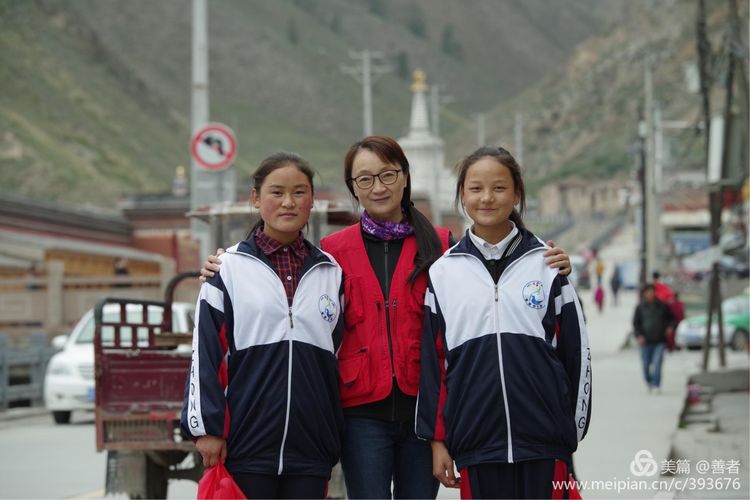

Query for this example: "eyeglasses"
[350,169,401,189]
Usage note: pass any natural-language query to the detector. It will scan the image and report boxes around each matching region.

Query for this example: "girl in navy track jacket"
[416,146,591,499]
[199,137,575,499]
[182,152,345,499]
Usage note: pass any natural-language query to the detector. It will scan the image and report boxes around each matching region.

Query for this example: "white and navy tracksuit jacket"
[416,228,591,469]
[181,238,345,478]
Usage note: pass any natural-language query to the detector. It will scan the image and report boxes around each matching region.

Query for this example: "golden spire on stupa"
[411,69,427,93]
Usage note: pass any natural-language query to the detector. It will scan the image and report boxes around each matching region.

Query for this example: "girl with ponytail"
[200,138,571,498]
[417,146,589,499]
[184,153,344,499]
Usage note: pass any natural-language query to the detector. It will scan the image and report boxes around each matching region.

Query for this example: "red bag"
[197,462,246,499]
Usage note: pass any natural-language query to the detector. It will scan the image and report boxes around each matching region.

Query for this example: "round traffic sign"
[190,123,237,171]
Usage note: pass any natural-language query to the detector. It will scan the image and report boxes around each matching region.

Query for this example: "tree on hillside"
[329,13,341,33]
[406,5,426,38]
[292,0,318,14]
[441,24,463,60]
[287,18,299,45]
[368,0,386,17]
[394,51,410,80]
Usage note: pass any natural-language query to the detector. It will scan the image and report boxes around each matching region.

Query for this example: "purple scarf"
[360,210,414,241]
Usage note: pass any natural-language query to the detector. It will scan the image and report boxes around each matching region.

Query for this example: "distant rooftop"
[0,191,130,240]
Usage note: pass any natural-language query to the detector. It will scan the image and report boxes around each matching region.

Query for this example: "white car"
[44,302,195,424]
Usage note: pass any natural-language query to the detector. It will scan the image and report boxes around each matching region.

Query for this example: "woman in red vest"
[200,136,571,499]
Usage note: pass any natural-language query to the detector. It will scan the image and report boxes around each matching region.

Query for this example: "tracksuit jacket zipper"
[382,241,398,419]
[231,249,328,475]
[383,241,395,376]
[449,241,543,463]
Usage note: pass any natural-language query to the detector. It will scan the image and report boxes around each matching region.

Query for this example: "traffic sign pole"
[190,0,237,259]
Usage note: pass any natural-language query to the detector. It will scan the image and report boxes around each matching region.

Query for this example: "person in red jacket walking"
[652,271,683,351]
[667,292,686,352]
[652,271,674,303]
[200,136,572,499]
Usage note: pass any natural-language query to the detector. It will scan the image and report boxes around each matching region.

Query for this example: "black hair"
[248,152,315,236]
[454,145,526,229]
[343,135,442,283]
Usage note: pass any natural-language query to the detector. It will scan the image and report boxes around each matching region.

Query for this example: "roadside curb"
[0,406,50,422]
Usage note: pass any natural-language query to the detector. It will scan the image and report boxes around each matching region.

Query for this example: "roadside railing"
[0,333,53,409]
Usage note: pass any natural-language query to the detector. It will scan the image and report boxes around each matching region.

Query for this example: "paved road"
[574,223,749,499]
[0,412,197,499]
[2,223,746,499]
[0,412,105,499]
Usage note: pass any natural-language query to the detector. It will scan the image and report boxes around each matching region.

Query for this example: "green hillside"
[0,0,614,206]
[445,0,749,196]
[0,0,186,205]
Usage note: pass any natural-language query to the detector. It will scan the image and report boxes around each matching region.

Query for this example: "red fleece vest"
[321,224,450,407]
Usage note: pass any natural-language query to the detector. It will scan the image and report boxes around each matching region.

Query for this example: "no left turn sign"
[190,123,237,171]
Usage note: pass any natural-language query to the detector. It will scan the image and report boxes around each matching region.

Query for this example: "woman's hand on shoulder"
[199,248,225,283]
[544,240,571,276]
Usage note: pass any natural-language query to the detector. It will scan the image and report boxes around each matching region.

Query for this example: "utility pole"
[711,0,738,368]
[654,107,663,193]
[430,85,440,137]
[643,61,659,278]
[514,113,524,166]
[637,105,648,288]
[188,0,236,259]
[190,0,210,258]
[697,0,737,371]
[729,0,749,163]
[341,50,391,137]
[429,84,453,138]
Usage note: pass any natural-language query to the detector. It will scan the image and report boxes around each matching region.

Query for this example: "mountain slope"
[0,0,615,206]
[445,0,748,195]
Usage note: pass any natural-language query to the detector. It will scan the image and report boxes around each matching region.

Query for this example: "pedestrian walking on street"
[594,283,605,313]
[417,146,590,499]
[652,271,674,303]
[632,283,675,393]
[609,264,622,306]
[199,137,574,499]
[667,292,686,352]
[652,271,681,351]
[182,153,345,499]
[595,257,604,286]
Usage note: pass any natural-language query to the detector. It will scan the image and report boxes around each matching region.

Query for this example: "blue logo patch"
[319,294,337,322]
[522,280,545,309]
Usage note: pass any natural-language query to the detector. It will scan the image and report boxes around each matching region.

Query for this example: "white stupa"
[398,70,456,225]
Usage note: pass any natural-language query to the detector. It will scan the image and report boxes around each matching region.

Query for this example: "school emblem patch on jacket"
[318,294,337,322]
[522,280,545,309]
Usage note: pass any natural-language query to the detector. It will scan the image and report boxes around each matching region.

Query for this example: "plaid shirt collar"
[254,228,307,257]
